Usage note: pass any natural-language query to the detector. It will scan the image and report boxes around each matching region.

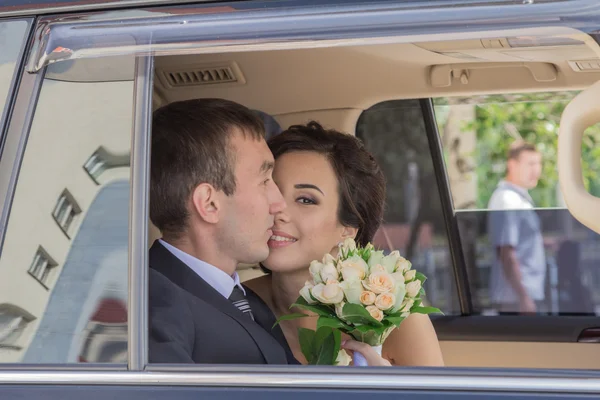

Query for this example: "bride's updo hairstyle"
[268,121,386,247]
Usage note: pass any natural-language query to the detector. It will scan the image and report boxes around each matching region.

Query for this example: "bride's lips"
[268,230,298,249]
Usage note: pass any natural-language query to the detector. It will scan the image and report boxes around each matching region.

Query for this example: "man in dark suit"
[148,98,296,364]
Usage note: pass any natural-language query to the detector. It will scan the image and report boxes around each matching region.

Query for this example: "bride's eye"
[296,196,316,205]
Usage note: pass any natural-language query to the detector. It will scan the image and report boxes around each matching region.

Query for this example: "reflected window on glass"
[434,92,600,316]
[0,56,135,363]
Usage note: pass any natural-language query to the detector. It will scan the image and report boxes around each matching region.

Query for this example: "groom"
[148,98,296,364]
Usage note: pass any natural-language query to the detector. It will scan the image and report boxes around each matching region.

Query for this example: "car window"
[356,99,460,315]
[434,92,600,316]
[0,57,135,363]
[0,20,29,133]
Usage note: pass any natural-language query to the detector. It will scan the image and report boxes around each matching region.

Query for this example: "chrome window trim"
[128,55,153,371]
[1,369,600,393]
[25,0,600,73]
[0,18,34,157]
[0,68,45,255]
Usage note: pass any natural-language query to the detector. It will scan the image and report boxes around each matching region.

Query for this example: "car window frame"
[0,0,600,394]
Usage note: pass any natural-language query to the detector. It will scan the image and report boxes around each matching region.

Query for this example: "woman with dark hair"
[246,121,444,366]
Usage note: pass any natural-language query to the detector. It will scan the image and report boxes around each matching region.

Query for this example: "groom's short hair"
[150,98,265,238]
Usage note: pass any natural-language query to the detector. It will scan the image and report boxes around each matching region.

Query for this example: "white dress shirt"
[159,239,245,298]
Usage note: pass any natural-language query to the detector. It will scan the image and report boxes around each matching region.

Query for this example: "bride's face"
[262,150,353,273]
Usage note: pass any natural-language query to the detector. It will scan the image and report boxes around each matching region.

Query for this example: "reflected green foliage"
[435,92,600,208]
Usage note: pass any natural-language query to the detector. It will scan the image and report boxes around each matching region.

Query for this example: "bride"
[246,121,444,366]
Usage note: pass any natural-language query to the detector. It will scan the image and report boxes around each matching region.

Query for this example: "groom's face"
[217,130,287,264]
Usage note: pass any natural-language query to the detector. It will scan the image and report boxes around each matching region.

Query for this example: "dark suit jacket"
[148,240,298,364]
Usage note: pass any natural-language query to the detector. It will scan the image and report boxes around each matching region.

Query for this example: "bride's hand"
[342,340,392,367]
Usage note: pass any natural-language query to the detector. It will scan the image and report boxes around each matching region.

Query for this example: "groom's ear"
[340,226,358,240]
[191,183,221,224]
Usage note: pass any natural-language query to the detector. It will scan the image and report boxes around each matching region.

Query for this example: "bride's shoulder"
[243,274,273,304]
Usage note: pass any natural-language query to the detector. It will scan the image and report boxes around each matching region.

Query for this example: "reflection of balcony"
[0,304,35,350]
[83,147,130,185]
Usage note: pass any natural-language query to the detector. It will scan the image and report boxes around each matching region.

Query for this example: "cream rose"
[320,262,339,283]
[299,281,317,304]
[400,299,414,312]
[406,280,422,298]
[375,292,396,311]
[311,282,345,304]
[309,260,324,284]
[339,256,368,281]
[336,349,352,366]
[366,305,384,322]
[396,257,412,273]
[360,290,376,306]
[362,271,395,294]
[340,280,363,304]
[404,270,417,282]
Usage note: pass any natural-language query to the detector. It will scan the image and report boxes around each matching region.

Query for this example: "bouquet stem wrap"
[353,344,382,367]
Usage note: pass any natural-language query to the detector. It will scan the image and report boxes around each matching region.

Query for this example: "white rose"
[375,292,396,311]
[381,251,401,274]
[406,280,422,298]
[391,283,407,312]
[367,250,385,271]
[320,262,339,283]
[312,282,345,304]
[339,237,357,254]
[309,260,324,284]
[336,349,352,366]
[322,253,336,265]
[396,257,412,273]
[366,305,384,322]
[300,281,317,304]
[360,291,377,306]
[401,312,410,318]
[339,256,368,281]
[404,270,416,282]
[362,271,395,294]
[369,264,387,274]
[335,301,347,321]
[391,271,405,285]
[340,280,363,304]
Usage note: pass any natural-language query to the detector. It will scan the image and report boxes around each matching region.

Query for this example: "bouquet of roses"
[276,238,441,366]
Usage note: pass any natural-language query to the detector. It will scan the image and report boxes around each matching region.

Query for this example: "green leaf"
[291,297,336,318]
[298,327,317,363]
[316,316,351,331]
[384,315,405,326]
[315,327,341,365]
[415,272,427,284]
[272,313,308,329]
[412,306,444,315]
[342,303,383,327]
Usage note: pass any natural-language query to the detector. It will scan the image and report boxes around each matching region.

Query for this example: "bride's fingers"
[341,340,391,367]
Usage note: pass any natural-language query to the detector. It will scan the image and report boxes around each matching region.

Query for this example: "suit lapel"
[149,241,287,364]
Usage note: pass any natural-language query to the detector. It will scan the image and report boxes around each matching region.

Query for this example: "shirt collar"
[158,239,245,298]
[498,179,534,204]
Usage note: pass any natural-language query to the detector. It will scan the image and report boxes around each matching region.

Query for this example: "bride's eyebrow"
[294,183,324,195]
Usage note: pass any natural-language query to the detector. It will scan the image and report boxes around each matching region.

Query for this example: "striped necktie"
[229,286,255,321]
